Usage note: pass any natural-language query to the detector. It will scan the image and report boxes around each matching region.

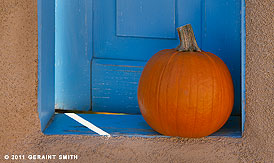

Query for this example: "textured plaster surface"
[0,0,273,162]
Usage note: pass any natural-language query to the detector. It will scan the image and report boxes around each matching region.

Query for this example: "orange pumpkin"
[138,24,234,138]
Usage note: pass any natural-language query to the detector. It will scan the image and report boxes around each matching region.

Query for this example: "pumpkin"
[137,24,234,138]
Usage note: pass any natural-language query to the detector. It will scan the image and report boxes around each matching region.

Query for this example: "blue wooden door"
[55,0,241,116]
[92,0,241,115]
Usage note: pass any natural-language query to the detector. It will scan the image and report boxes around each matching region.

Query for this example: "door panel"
[92,59,145,113]
[93,0,203,61]
[116,0,176,39]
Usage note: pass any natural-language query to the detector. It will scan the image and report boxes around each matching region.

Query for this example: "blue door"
[92,0,241,115]
[56,0,241,116]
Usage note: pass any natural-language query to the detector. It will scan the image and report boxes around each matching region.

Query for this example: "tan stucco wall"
[0,0,273,162]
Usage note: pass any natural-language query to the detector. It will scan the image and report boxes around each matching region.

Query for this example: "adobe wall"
[0,0,273,162]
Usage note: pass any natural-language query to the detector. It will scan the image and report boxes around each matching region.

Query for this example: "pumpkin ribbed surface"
[138,49,234,138]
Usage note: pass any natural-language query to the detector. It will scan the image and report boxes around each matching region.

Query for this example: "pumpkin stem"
[175,24,201,52]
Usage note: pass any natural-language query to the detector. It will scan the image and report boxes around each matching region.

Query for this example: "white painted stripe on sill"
[65,113,111,137]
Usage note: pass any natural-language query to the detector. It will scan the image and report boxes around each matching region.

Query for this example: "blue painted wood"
[50,0,244,137]
[93,0,204,61]
[92,59,146,114]
[44,114,241,138]
[45,114,159,136]
[93,0,241,115]
[38,0,245,137]
[116,0,176,39]
[37,0,55,130]
[177,0,202,47]
[241,0,246,134]
[202,0,241,115]
[210,116,241,137]
[93,0,180,61]
[55,0,92,111]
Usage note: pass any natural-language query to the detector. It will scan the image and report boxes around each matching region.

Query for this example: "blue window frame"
[38,0,246,137]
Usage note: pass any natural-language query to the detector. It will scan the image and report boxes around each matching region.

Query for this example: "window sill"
[44,113,241,138]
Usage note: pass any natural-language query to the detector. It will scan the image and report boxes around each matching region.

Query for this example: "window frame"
[37,0,246,137]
